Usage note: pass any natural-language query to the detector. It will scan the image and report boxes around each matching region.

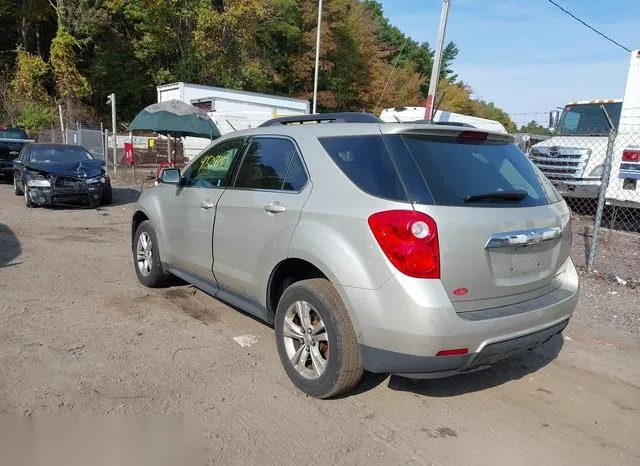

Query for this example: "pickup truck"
[0,127,34,181]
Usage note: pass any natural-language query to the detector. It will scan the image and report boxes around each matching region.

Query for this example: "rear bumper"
[361,319,568,378]
[338,258,579,376]
[0,161,13,173]
[552,179,600,199]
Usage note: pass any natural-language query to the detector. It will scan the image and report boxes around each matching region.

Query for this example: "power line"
[509,111,549,116]
[546,0,631,53]
[374,36,410,112]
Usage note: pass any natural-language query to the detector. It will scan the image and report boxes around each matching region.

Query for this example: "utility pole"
[312,0,323,114]
[424,0,451,122]
[107,93,117,174]
[58,104,65,143]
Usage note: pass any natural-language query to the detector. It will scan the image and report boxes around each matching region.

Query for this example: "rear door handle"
[264,202,286,214]
[200,199,215,209]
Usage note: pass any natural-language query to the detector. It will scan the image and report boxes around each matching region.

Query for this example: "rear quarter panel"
[288,131,411,290]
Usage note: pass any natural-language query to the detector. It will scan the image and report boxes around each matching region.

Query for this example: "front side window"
[183,139,245,188]
[234,137,307,191]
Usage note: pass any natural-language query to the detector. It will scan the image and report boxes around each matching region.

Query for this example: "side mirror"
[549,110,560,130]
[13,158,23,165]
[160,168,181,184]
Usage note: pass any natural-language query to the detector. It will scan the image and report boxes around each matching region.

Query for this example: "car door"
[159,138,247,280]
[213,136,311,306]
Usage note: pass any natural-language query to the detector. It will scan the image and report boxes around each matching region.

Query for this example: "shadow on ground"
[341,333,564,399]
[110,187,140,206]
[0,223,22,268]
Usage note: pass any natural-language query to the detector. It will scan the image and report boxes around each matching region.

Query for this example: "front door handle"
[264,202,286,214]
[200,199,215,209]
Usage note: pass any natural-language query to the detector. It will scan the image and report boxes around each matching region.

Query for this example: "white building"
[157,82,310,159]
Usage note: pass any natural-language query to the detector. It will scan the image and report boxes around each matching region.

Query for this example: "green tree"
[50,27,90,100]
[11,46,50,102]
[112,0,203,85]
[9,47,55,131]
[473,100,517,133]
[0,0,518,130]
[17,101,56,132]
[519,120,551,135]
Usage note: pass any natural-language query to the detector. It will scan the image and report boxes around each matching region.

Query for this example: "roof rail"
[259,112,382,127]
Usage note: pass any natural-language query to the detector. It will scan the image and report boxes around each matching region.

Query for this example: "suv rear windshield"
[319,134,560,207]
[0,128,28,139]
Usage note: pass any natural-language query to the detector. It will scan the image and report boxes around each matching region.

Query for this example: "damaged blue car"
[12,143,112,208]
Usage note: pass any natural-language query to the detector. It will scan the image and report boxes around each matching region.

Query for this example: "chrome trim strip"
[485,226,562,249]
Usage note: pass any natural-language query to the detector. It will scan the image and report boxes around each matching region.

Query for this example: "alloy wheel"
[136,232,153,277]
[282,300,329,380]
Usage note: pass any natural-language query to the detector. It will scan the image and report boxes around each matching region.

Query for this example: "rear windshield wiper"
[464,190,528,203]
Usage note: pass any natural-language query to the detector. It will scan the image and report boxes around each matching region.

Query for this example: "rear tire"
[275,278,363,399]
[132,220,170,287]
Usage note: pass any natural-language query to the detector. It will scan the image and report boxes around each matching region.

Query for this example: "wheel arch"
[266,256,363,338]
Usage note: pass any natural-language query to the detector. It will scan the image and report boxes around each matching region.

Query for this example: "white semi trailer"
[157,82,309,160]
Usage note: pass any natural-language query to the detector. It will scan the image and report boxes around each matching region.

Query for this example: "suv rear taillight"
[368,210,440,279]
[622,149,640,162]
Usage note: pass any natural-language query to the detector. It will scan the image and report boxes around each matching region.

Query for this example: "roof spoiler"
[259,112,382,127]
[411,119,477,128]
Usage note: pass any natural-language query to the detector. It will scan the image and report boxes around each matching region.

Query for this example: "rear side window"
[318,136,407,201]
[398,135,553,207]
[283,155,307,191]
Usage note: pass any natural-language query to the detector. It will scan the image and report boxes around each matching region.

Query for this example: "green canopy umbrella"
[129,99,220,164]
[128,99,221,139]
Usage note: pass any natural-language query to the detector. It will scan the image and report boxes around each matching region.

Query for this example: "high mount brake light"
[457,131,488,141]
[368,210,440,279]
[436,348,469,357]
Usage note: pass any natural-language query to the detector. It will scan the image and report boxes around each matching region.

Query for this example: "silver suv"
[131,114,579,398]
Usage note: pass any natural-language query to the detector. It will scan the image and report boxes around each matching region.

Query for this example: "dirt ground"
[1,179,639,465]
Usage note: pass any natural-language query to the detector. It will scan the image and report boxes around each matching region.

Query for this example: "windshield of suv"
[556,102,621,136]
[0,128,28,139]
[29,146,93,163]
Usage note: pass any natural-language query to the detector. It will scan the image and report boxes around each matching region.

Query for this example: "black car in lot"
[13,143,112,208]
[0,127,33,180]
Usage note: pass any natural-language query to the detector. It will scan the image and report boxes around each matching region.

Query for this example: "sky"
[378,0,639,126]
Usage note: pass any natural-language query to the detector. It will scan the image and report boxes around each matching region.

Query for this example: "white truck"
[157,82,309,160]
[379,106,508,134]
[530,49,640,207]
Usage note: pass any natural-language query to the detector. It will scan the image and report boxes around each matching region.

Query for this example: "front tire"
[24,187,32,208]
[14,177,23,196]
[132,220,169,287]
[101,181,112,205]
[275,278,363,399]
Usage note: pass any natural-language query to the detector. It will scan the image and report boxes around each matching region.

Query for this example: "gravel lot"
[1,178,639,465]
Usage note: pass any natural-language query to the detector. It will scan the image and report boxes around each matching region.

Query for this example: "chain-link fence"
[527,120,640,283]
[38,124,107,162]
